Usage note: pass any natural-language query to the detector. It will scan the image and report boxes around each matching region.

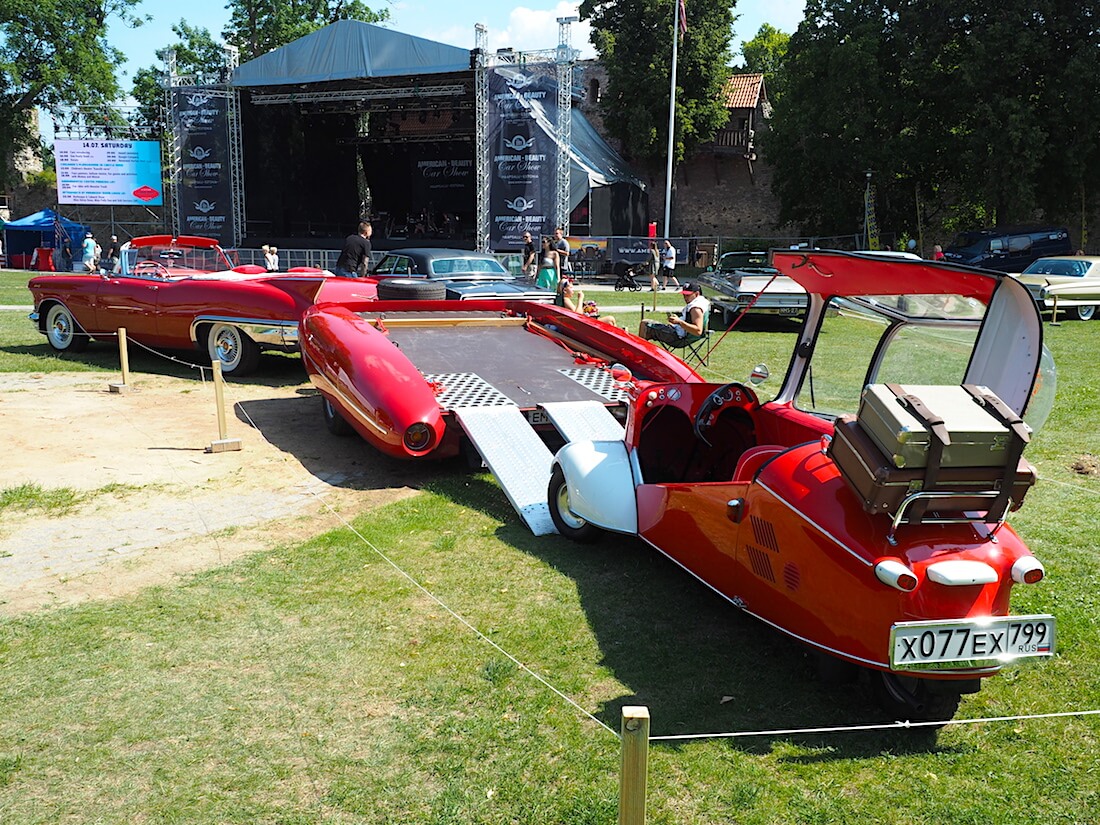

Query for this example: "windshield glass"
[794,295,982,417]
[1022,259,1089,277]
[950,232,984,250]
[429,258,510,278]
[124,244,232,275]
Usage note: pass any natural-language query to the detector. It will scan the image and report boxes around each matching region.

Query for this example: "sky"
[107,0,807,86]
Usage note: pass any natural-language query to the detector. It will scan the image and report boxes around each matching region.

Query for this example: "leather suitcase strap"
[962,384,1031,519]
[886,383,950,522]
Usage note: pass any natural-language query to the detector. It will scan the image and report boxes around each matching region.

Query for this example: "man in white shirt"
[659,239,680,289]
[639,282,710,345]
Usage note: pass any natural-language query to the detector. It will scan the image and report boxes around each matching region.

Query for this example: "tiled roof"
[722,73,764,109]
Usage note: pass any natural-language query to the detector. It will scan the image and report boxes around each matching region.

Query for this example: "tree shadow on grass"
[421,472,963,758]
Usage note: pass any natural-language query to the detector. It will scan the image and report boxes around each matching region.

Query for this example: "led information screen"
[55,140,164,206]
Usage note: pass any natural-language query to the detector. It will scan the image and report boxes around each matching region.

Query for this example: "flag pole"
[663,0,681,239]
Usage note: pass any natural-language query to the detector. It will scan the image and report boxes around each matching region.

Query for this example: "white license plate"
[527,409,550,425]
[890,615,1055,671]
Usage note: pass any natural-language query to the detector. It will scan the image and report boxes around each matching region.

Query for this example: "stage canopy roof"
[232,20,472,87]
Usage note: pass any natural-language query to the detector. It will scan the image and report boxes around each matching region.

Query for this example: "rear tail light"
[1011,556,1045,584]
[874,558,918,592]
[403,422,434,452]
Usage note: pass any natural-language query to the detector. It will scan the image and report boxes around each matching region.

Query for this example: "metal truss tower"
[166,50,184,238]
[224,46,245,248]
[473,20,577,249]
[555,17,578,233]
[474,24,491,252]
[166,46,245,246]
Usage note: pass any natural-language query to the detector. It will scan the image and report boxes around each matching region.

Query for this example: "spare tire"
[376,278,447,301]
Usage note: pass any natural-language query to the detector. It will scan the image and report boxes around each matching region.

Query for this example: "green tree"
[223,0,389,63]
[767,0,1100,239]
[579,0,734,168]
[739,23,789,100]
[0,0,143,187]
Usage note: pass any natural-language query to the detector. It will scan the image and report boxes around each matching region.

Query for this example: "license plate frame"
[890,614,1055,671]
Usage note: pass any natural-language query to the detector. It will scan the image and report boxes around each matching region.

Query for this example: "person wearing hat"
[638,281,710,345]
[104,234,121,274]
[81,231,96,272]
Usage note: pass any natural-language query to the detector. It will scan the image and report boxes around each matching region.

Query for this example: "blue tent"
[3,209,90,265]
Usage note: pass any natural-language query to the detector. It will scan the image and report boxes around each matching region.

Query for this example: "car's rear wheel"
[376,279,447,301]
[206,323,260,376]
[872,672,963,724]
[1070,304,1097,321]
[547,466,599,542]
[322,396,353,436]
[45,303,89,353]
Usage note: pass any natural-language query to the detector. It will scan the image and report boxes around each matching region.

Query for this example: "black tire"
[547,466,600,542]
[376,279,447,301]
[206,323,260,376]
[614,283,625,292]
[322,396,354,436]
[872,672,963,723]
[1070,304,1097,321]
[44,303,89,353]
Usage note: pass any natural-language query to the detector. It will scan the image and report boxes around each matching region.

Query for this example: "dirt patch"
[1071,455,1099,476]
[0,371,424,615]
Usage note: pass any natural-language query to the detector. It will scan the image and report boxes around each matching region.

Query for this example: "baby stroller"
[612,260,645,292]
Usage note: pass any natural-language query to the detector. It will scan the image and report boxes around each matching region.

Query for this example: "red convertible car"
[304,250,1056,722]
[28,235,370,375]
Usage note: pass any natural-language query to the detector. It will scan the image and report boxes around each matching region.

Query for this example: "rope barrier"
[649,708,1100,741]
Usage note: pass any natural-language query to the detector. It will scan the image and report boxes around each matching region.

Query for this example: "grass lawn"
[0,269,33,306]
[0,297,1098,822]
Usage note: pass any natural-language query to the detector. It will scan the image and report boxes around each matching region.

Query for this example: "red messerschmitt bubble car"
[547,250,1056,721]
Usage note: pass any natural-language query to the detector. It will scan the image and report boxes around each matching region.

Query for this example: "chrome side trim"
[189,315,299,349]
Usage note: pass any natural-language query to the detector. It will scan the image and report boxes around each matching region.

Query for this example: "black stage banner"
[487,64,558,249]
[413,151,473,213]
[173,87,234,244]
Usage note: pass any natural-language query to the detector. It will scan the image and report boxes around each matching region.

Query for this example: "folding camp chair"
[659,328,712,366]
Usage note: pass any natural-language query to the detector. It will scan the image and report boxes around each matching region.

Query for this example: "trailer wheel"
[376,279,447,301]
[548,466,599,542]
[322,396,353,436]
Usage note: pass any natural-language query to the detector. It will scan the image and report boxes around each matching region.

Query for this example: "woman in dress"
[535,237,560,291]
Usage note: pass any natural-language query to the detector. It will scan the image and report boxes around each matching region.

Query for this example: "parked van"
[942,226,1072,272]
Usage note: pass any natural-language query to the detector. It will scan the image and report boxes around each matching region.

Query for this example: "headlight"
[403,422,434,452]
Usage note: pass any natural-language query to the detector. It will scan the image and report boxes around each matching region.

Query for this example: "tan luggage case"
[828,416,1037,521]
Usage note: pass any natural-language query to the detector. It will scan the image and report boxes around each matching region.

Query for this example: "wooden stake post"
[206,361,242,453]
[619,706,650,825]
[108,327,132,394]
